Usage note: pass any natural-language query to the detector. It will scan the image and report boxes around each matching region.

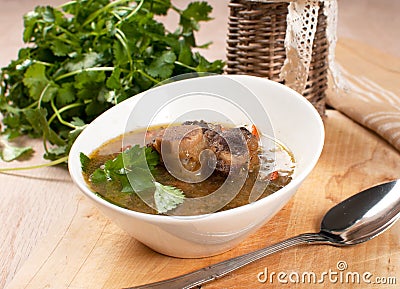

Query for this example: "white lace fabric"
[260,0,400,153]
[278,0,340,93]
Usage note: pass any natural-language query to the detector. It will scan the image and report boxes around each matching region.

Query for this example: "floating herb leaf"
[81,145,186,213]
[154,181,185,214]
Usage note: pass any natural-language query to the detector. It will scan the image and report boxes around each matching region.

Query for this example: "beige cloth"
[325,40,400,153]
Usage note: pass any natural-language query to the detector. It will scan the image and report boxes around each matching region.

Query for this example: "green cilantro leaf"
[91,168,107,184]
[104,153,125,175]
[154,181,185,214]
[120,176,135,193]
[80,152,91,173]
[23,10,39,43]
[193,52,225,73]
[178,39,194,65]
[45,145,68,160]
[112,40,130,66]
[70,117,86,128]
[23,63,57,102]
[123,145,160,192]
[180,1,212,35]
[106,67,121,90]
[145,147,160,170]
[146,50,177,79]
[65,52,102,72]
[83,145,160,191]
[121,145,159,171]
[0,136,33,162]
[142,0,171,15]
[85,100,108,116]
[81,145,186,213]
[74,70,106,100]
[24,108,65,146]
[51,36,74,57]
[56,83,76,106]
[182,2,213,23]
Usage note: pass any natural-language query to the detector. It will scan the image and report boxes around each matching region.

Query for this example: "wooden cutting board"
[5,109,400,289]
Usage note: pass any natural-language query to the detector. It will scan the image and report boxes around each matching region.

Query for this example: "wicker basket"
[226,0,329,116]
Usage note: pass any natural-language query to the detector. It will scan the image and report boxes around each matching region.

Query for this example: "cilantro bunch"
[0,0,224,163]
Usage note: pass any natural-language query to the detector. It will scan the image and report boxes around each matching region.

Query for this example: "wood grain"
[0,141,78,289]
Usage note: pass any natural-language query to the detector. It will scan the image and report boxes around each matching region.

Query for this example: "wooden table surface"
[1,1,400,289]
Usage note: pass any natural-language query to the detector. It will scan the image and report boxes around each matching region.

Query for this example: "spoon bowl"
[320,180,400,245]
[129,179,400,289]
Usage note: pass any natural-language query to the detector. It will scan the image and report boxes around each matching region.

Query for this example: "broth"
[82,123,295,215]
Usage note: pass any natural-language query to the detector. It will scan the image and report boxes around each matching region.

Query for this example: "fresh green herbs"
[0,136,33,161]
[154,181,185,214]
[0,0,224,163]
[81,145,186,214]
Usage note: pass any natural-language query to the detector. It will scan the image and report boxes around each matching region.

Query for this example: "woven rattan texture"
[226,0,328,115]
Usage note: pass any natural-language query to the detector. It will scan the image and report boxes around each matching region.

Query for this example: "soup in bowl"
[68,75,324,258]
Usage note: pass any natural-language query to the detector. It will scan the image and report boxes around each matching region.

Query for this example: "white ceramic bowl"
[68,75,324,258]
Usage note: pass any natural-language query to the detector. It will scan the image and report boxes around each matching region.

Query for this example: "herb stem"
[58,1,76,10]
[120,0,144,22]
[115,28,133,71]
[48,101,88,126]
[48,34,75,46]
[82,0,130,28]
[52,26,80,43]
[111,11,123,22]
[50,99,78,129]
[37,82,52,109]
[33,60,53,67]
[137,70,159,84]
[23,101,39,110]
[55,67,115,81]
[174,61,197,71]
[170,4,182,14]
[0,156,69,172]
[42,136,50,155]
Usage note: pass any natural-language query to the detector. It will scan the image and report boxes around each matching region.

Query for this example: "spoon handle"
[126,232,328,289]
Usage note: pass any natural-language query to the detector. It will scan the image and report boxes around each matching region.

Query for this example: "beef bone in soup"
[149,120,259,175]
[81,121,295,215]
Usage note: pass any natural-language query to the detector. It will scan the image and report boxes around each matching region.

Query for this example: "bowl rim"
[68,74,325,223]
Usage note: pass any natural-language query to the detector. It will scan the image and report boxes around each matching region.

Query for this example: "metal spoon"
[127,179,400,289]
